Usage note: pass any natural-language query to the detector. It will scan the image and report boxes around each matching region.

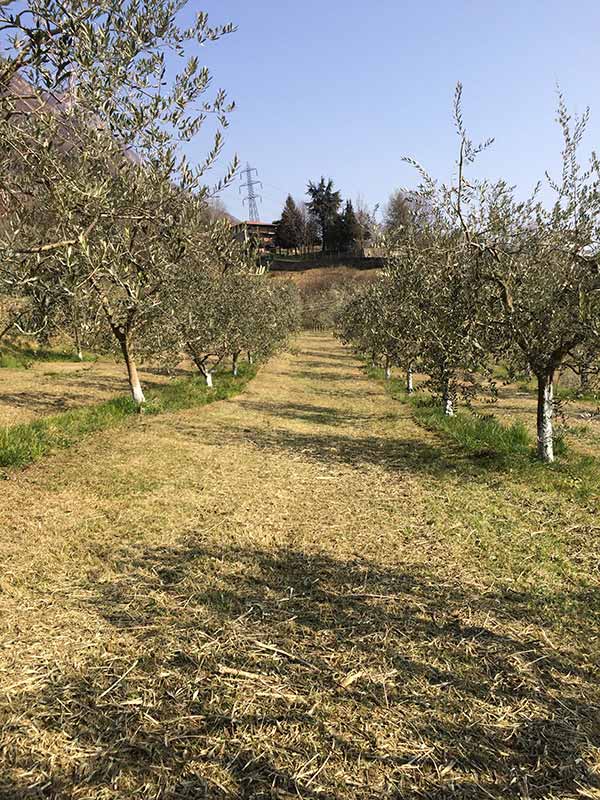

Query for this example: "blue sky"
[183,0,600,222]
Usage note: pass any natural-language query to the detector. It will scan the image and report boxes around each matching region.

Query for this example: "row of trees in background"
[272,179,420,257]
[274,180,378,255]
[273,196,320,253]
[339,85,600,463]
[0,1,299,405]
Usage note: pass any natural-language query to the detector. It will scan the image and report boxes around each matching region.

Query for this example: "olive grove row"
[338,85,600,463]
[0,1,299,405]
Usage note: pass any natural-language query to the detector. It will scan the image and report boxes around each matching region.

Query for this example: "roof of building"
[233,220,275,227]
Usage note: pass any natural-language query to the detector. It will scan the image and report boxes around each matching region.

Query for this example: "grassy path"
[1,333,599,799]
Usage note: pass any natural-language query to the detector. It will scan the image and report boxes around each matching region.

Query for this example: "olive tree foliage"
[351,84,600,463]
[152,226,300,387]
[387,223,494,415]
[227,277,301,372]
[352,112,496,416]
[0,0,237,404]
[337,276,406,381]
[450,87,600,462]
[340,230,490,411]
[337,284,381,367]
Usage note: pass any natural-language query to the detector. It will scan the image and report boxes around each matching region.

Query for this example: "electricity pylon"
[239,163,263,222]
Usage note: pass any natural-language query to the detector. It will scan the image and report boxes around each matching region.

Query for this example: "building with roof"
[231,220,277,252]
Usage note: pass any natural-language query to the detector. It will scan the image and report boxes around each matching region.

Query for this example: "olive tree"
[0,1,237,404]
[452,88,600,461]
[394,84,600,460]
[381,168,494,416]
[155,228,300,386]
[337,277,406,380]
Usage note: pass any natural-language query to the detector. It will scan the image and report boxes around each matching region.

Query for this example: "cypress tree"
[307,177,342,252]
[339,200,360,253]
[274,195,302,251]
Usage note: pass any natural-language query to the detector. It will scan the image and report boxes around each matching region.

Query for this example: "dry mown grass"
[270,266,379,291]
[1,334,599,799]
[0,356,191,427]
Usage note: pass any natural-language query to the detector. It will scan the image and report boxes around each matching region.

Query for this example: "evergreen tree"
[274,195,302,250]
[306,177,342,252]
[340,200,360,253]
[329,200,360,254]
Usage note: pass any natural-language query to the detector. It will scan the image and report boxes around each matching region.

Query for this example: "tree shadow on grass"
[173,415,457,477]
[235,400,391,428]
[4,541,599,798]
[297,360,355,371]
[0,390,91,414]
[309,386,382,399]
[171,410,528,484]
[300,349,353,364]
[293,370,358,383]
[0,376,173,423]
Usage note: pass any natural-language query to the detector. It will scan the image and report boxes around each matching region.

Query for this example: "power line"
[239,162,263,222]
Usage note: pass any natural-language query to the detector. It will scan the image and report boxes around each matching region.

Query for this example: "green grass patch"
[0,363,255,470]
[555,386,600,403]
[0,343,97,369]
[0,351,33,369]
[412,401,531,458]
[368,364,600,502]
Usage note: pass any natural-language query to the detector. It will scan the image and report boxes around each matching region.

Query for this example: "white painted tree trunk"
[232,352,239,377]
[74,325,83,361]
[205,371,213,388]
[75,341,83,362]
[406,366,414,394]
[536,373,554,463]
[385,364,391,381]
[442,377,454,416]
[131,377,145,405]
[119,336,145,406]
[247,352,253,365]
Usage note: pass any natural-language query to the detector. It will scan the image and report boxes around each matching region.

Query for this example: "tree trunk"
[247,352,253,365]
[191,355,214,386]
[74,325,83,362]
[536,372,554,463]
[232,351,240,377]
[406,365,414,394]
[580,368,590,394]
[442,375,454,416]
[190,352,204,375]
[384,356,391,381]
[0,312,22,342]
[118,335,145,406]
